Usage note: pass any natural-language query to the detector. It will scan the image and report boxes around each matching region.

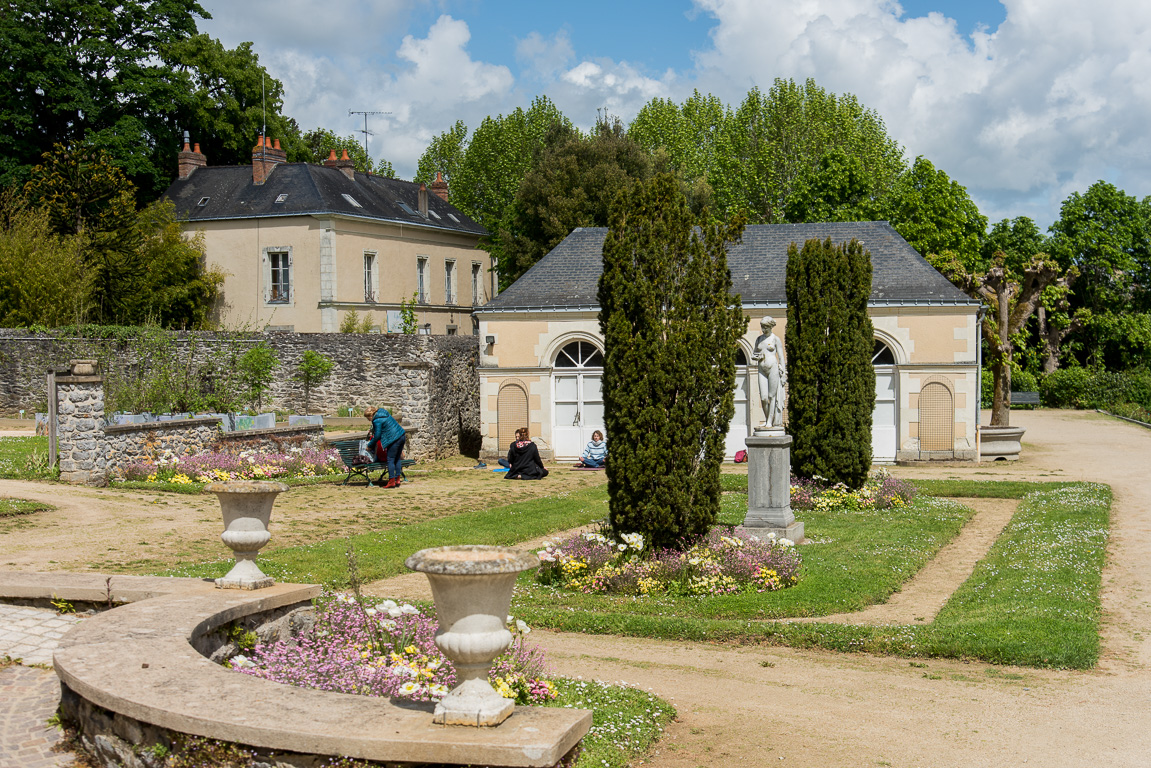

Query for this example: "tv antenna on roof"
[349,110,391,159]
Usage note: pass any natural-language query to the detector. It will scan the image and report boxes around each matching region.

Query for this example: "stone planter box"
[980,425,1026,461]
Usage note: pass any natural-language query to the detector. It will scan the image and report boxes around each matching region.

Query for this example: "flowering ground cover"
[537,528,801,596]
[119,447,342,486]
[229,592,674,768]
[789,469,917,511]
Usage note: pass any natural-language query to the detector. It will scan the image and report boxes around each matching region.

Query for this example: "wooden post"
[47,370,57,467]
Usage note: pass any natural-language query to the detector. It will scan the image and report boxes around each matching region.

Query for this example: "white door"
[552,341,605,460]
[872,338,898,463]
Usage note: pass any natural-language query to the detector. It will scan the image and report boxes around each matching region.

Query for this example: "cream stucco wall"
[192,215,492,334]
[478,303,980,462]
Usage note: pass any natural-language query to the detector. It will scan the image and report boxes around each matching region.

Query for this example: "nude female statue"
[752,316,787,429]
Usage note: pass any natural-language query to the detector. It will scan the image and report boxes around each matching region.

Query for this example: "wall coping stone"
[55,375,104,385]
[103,417,223,435]
[0,571,590,767]
[224,424,324,439]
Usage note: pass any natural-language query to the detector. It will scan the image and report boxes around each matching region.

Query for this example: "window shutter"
[286,250,294,304]
[262,251,270,304]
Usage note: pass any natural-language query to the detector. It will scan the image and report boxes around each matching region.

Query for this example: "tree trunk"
[990,358,1011,426]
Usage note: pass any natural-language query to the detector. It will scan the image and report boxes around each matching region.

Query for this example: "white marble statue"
[752,316,787,430]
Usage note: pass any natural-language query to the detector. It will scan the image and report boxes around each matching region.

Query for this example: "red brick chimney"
[418,183,429,217]
[252,135,287,185]
[177,131,206,179]
[430,171,449,202]
[324,148,355,180]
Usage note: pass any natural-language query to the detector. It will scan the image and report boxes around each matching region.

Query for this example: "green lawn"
[0,436,56,480]
[0,497,54,517]
[159,476,1110,669]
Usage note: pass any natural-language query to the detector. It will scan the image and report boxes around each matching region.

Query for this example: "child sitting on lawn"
[577,430,607,468]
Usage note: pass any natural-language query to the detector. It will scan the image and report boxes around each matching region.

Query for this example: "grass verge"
[165,486,610,585]
[112,474,346,495]
[0,497,54,517]
[0,436,57,480]
[552,678,675,768]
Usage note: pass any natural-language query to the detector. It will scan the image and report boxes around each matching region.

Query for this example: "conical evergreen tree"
[598,174,746,549]
[786,237,875,488]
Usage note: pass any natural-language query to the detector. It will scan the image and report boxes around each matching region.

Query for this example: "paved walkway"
[0,606,81,767]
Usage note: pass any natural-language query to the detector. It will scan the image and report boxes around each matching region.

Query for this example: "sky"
[197,0,1151,231]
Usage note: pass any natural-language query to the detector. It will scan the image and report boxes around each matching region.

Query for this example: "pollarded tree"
[786,237,875,489]
[598,174,746,550]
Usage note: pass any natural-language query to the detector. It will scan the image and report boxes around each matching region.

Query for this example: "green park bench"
[1011,391,1041,407]
[329,437,415,486]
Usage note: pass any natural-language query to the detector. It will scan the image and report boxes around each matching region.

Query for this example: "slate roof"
[479,221,976,312]
[164,163,486,236]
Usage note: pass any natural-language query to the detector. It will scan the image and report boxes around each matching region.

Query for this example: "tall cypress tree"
[598,174,746,549]
[786,237,875,488]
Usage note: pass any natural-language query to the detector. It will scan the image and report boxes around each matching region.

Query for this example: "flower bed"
[790,469,917,512]
[121,447,341,484]
[232,593,557,706]
[536,528,801,596]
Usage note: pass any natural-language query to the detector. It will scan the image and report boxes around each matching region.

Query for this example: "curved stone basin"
[0,572,589,767]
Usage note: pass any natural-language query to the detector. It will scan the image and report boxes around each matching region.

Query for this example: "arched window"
[872,339,896,365]
[554,340,603,368]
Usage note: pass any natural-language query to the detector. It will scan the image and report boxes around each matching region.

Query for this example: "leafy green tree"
[295,350,334,415]
[786,237,875,488]
[598,174,746,550]
[931,250,1066,425]
[783,149,872,223]
[238,341,278,411]
[301,128,374,172]
[399,293,419,334]
[23,145,143,323]
[451,96,571,283]
[711,79,905,224]
[134,198,223,328]
[878,157,987,267]
[1048,181,1151,367]
[499,119,653,286]
[415,120,468,185]
[629,90,726,192]
[0,191,90,326]
[0,0,208,196]
[170,34,306,168]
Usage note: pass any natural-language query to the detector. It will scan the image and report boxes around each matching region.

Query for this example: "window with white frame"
[264,248,292,304]
[472,262,482,305]
[445,259,457,304]
[417,256,428,304]
[364,252,378,303]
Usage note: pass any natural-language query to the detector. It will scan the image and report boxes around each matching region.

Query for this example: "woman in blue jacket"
[364,407,407,488]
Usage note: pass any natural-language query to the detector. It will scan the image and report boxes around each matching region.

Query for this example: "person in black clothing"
[505,428,549,480]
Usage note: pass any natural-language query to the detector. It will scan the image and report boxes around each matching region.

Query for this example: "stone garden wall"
[0,329,480,461]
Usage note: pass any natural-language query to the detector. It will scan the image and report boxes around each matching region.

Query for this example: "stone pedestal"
[743,432,804,541]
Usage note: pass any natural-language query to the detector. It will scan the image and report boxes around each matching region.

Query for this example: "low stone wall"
[0,329,480,460]
[102,418,221,475]
[214,424,325,456]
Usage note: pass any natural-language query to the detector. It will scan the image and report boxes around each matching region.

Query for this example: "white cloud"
[516,30,575,79]
[686,0,1151,225]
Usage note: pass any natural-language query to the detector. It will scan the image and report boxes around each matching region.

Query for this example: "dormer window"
[397,200,416,216]
[197,197,210,207]
[275,193,289,204]
[342,193,362,208]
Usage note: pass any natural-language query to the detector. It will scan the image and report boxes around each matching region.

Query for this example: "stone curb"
[2,572,590,767]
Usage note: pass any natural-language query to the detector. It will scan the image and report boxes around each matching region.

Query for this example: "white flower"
[365,607,377,616]
[767,532,777,540]
[618,543,627,551]
[379,619,397,631]
[230,654,255,669]
[428,683,449,697]
[392,666,417,678]
[399,682,420,695]
[380,599,398,610]
[400,604,419,615]
[516,619,531,635]
[779,538,794,547]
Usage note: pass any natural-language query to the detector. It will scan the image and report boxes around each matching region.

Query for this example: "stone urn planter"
[206,480,288,589]
[980,425,1026,461]
[405,545,540,726]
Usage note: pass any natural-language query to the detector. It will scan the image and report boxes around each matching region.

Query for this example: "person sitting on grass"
[365,407,406,489]
[505,428,549,480]
[577,430,607,468]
